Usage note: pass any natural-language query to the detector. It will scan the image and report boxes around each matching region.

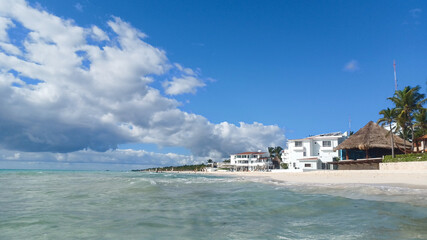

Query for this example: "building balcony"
[293,146,305,151]
[320,146,334,151]
[234,162,271,166]
[234,157,259,160]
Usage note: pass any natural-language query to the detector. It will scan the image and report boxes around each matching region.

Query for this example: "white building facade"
[281,132,348,171]
[230,152,272,171]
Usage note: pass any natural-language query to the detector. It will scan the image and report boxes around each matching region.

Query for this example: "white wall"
[311,140,320,156]
[297,160,319,170]
[230,152,271,171]
[282,133,348,170]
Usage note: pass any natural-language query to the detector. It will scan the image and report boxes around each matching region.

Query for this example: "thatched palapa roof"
[416,134,427,140]
[334,121,410,151]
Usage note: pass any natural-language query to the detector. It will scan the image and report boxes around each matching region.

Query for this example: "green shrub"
[280,163,288,169]
[383,153,427,163]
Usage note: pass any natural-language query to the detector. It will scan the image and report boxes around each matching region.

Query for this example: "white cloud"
[403,8,423,25]
[174,63,195,75]
[162,63,206,95]
[0,16,14,41]
[409,8,422,18]
[343,60,359,72]
[0,148,202,169]
[90,25,109,41]
[163,76,206,95]
[5,152,20,160]
[0,42,22,55]
[74,3,83,12]
[0,0,285,167]
[408,8,422,25]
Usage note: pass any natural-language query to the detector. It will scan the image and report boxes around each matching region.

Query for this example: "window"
[303,152,306,156]
[295,141,302,147]
[322,141,331,147]
[304,163,312,167]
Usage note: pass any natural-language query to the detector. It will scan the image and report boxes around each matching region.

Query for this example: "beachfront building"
[230,151,272,171]
[415,134,427,153]
[333,121,411,170]
[281,132,348,171]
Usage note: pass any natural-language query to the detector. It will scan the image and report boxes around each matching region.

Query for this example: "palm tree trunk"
[404,139,407,154]
[403,126,407,154]
[389,124,395,158]
[411,125,415,153]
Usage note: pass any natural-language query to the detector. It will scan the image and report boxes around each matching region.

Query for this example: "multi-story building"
[230,151,272,171]
[281,132,348,170]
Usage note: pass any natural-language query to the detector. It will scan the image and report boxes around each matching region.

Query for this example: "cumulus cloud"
[343,60,359,72]
[0,16,14,41]
[0,0,285,166]
[163,76,205,95]
[90,25,109,41]
[0,148,201,169]
[162,63,206,95]
[0,42,22,55]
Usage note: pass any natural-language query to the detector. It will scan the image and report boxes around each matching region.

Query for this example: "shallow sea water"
[0,170,426,240]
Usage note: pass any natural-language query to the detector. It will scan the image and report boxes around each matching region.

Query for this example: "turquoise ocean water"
[0,170,426,240]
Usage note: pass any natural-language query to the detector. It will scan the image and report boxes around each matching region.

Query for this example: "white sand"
[204,170,427,189]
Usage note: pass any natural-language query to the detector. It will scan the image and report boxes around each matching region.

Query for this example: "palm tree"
[273,146,283,158]
[268,146,283,158]
[388,85,426,153]
[377,108,398,158]
[414,108,427,138]
[268,147,274,157]
[268,146,284,169]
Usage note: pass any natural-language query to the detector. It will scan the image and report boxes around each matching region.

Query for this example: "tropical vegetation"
[378,85,426,156]
[268,146,283,159]
[377,108,398,158]
[134,164,207,172]
[383,152,427,162]
[280,163,288,169]
[268,146,284,168]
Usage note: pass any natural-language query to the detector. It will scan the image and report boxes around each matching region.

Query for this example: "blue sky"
[0,0,425,170]
[63,0,425,134]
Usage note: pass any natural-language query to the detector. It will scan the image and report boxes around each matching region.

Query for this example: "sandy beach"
[204,170,427,189]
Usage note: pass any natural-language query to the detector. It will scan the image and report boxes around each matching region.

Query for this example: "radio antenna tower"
[393,60,398,91]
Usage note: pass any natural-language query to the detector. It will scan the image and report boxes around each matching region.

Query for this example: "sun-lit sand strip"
[204,170,427,189]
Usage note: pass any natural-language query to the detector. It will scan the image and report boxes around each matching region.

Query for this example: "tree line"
[377,85,426,157]
[134,164,207,172]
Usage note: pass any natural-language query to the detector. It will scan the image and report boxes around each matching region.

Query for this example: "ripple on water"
[0,171,426,240]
